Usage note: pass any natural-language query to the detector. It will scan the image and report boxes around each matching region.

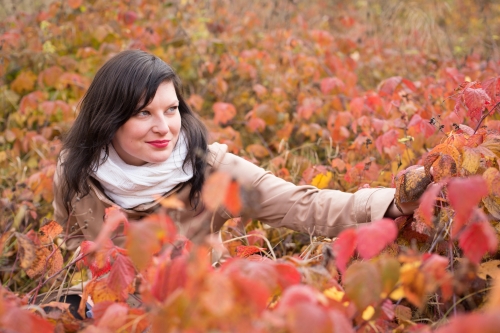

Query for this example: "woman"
[53,50,419,251]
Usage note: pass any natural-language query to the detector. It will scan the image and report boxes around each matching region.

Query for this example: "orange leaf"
[126,223,160,271]
[37,66,63,89]
[213,102,236,125]
[246,143,269,158]
[224,179,242,216]
[38,220,63,245]
[201,171,231,211]
[86,279,123,305]
[187,94,203,112]
[11,71,37,94]
[67,0,83,9]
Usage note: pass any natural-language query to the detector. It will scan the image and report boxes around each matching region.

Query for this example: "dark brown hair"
[60,50,208,210]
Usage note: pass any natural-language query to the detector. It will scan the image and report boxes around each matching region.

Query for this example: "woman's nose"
[152,116,170,135]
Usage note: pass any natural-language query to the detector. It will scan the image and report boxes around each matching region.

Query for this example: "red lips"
[146,140,170,148]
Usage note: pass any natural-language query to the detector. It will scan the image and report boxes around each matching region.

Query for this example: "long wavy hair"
[60,50,208,211]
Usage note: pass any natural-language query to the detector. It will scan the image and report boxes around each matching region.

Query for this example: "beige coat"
[53,143,396,250]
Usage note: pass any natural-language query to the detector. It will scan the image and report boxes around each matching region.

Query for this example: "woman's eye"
[138,110,150,116]
[167,106,178,113]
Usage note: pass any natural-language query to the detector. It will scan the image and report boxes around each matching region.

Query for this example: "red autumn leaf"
[463,87,491,121]
[421,254,453,299]
[213,102,237,125]
[0,306,55,333]
[80,240,114,278]
[122,11,138,25]
[448,176,489,236]
[274,285,319,311]
[418,183,444,227]
[375,129,399,155]
[253,84,267,97]
[332,228,357,274]
[320,77,345,94]
[274,262,302,289]
[151,253,188,302]
[482,76,500,104]
[95,302,129,330]
[247,229,265,247]
[357,219,398,259]
[458,210,498,264]
[107,255,136,299]
[93,206,129,248]
[408,114,436,138]
[349,97,365,117]
[378,76,402,97]
[246,117,266,133]
[434,310,500,333]
[236,245,265,258]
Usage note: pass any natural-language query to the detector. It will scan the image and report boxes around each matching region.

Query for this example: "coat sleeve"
[53,159,85,251]
[212,144,396,237]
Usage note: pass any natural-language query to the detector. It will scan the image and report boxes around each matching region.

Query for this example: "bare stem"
[474,101,500,133]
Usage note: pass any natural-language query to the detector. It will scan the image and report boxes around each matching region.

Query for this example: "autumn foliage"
[1,0,500,332]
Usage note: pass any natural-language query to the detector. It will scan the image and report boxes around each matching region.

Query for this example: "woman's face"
[112,81,182,166]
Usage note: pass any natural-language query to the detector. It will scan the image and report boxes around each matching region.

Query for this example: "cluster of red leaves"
[1,0,500,332]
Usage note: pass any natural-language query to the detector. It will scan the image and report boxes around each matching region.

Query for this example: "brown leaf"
[395,166,432,209]
[477,260,500,280]
[15,233,36,270]
[344,261,382,311]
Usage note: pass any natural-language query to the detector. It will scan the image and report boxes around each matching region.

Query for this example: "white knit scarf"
[93,132,193,209]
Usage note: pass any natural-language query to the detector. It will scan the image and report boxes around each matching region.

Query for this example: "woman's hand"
[387,166,434,218]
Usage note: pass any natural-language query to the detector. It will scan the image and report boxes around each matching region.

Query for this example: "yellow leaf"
[324,286,345,302]
[311,171,333,189]
[362,305,375,321]
[462,147,481,174]
[389,286,405,300]
[42,41,56,54]
[400,261,426,307]
[157,195,185,210]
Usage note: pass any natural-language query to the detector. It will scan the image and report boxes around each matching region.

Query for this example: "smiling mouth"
[147,140,170,148]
